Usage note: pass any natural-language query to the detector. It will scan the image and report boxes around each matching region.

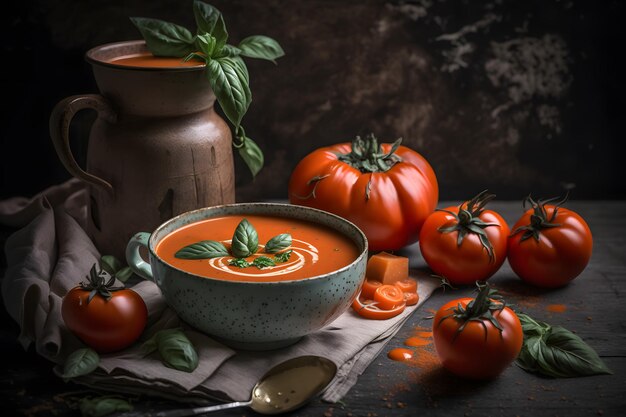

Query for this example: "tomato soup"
[156,215,360,282]
[109,52,205,68]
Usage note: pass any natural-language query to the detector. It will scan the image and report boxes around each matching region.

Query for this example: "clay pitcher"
[50,40,235,259]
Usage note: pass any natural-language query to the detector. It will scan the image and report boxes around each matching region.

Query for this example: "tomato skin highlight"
[507,205,592,288]
[288,141,438,251]
[62,287,148,353]
[432,297,523,380]
[351,297,406,320]
[419,207,510,285]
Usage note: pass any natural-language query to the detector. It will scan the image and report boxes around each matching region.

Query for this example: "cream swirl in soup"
[156,215,359,282]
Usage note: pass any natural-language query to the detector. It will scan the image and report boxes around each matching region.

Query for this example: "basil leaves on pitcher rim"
[131,1,284,177]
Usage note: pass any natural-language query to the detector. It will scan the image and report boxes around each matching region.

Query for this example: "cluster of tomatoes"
[289,134,594,380]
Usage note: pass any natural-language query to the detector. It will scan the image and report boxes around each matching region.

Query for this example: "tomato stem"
[336,133,402,174]
[80,263,125,303]
[437,282,506,342]
[436,190,501,261]
[510,193,568,242]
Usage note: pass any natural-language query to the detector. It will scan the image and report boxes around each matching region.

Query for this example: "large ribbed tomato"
[288,134,438,251]
[507,195,593,288]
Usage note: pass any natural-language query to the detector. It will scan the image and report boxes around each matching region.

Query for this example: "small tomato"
[62,264,147,353]
[432,285,523,380]
[419,191,510,285]
[507,195,593,288]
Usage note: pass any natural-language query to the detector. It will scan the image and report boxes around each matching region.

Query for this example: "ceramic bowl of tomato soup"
[126,203,367,350]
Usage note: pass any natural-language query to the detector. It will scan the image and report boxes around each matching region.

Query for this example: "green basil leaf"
[274,249,293,264]
[515,314,612,378]
[175,240,229,259]
[130,17,196,57]
[100,255,123,275]
[193,0,228,50]
[207,56,251,129]
[229,258,251,268]
[79,397,133,417]
[195,33,217,57]
[114,266,134,283]
[218,44,242,58]
[231,219,259,258]
[238,135,264,177]
[144,328,198,372]
[238,35,285,63]
[252,256,276,269]
[63,348,99,378]
[264,233,292,254]
[535,326,612,377]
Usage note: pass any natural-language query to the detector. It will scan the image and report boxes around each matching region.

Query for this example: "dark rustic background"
[1,0,623,201]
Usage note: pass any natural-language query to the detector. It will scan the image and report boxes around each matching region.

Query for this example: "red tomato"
[288,134,438,251]
[507,195,593,288]
[62,267,147,353]
[419,191,510,285]
[432,286,523,379]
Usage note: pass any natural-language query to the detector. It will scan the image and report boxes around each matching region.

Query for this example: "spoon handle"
[116,401,252,417]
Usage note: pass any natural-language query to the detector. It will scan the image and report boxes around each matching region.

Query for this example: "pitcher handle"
[126,232,155,281]
[49,94,116,195]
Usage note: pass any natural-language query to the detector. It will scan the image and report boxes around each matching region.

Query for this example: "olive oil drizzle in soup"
[108,52,205,68]
[156,215,359,282]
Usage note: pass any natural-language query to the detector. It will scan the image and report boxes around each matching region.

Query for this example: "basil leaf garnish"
[229,258,251,268]
[195,33,218,57]
[264,233,292,254]
[515,313,612,378]
[193,0,228,50]
[252,256,276,269]
[142,328,198,373]
[79,397,133,417]
[130,17,196,57]
[207,56,251,129]
[238,35,285,63]
[175,240,229,259]
[62,348,99,378]
[231,218,259,258]
[274,249,293,263]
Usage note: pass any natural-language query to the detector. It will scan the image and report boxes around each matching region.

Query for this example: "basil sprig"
[516,313,612,378]
[174,217,293,270]
[131,1,284,177]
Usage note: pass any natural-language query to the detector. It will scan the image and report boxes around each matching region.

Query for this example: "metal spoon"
[117,355,337,416]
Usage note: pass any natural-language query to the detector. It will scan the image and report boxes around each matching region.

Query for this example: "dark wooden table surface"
[1,201,625,417]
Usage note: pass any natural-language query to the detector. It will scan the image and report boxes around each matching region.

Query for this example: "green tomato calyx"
[337,133,402,174]
[79,264,124,303]
[436,190,501,261]
[437,282,506,342]
[511,193,567,242]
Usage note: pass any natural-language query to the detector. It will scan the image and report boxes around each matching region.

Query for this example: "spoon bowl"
[116,355,337,416]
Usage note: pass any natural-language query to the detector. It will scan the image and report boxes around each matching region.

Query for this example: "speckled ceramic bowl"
[126,203,368,350]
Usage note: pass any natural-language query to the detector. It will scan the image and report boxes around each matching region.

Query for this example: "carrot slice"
[373,285,405,310]
[360,279,383,300]
[394,278,418,293]
[403,292,419,306]
[351,297,406,320]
